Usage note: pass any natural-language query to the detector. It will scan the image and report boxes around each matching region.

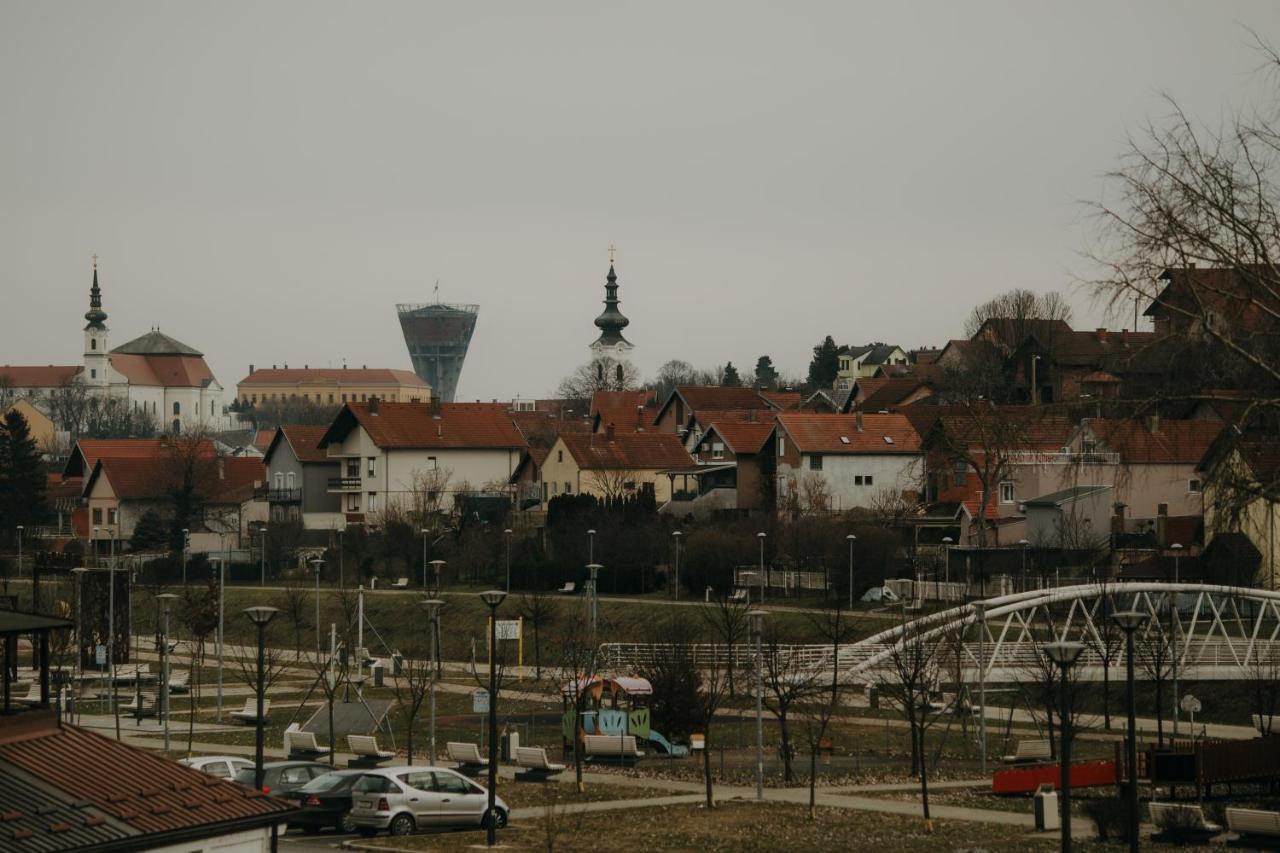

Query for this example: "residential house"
[677,419,778,513]
[1024,485,1115,550]
[317,400,527,522]
[652,386,782,435]
[835,343,910,391]
[538,427,695,508]
[843,374,939,412]
[262,424,342,530]
[590,389,659,434]
[236,365,431,407]
[1145,265,1280,337]
[3,397,61,455]
[773,412,923,513]
[1199,429,1280,588]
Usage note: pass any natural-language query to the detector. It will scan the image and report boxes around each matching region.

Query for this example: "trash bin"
[501,730,520,762]
[370,662,385,688]
[1033,783,1059,832]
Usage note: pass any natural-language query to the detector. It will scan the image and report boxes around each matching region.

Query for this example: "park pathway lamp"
[1042,641,1085,853]
[421,598,445,763]
[1170,543,1183,736]
[309,558,325,657]
[258,528,267,586]
[243,605,280,791]
[1111,610,1149,853]
[71,567,88,722]
[155,593,178,752]
[586,564,602,635]
[420,529,430,588]
[215,557,225,722]
[587,529,596,565]
[757,532,767,602]
[846,534,856,610]
[429,559,446,596]
[672,531,682,601]
[1018,539,1029,591]
[748,609,769,802]
[504,528,513,592]
[478,589,507,847]
[973,601,987,776]
[337,528,345,588]
[15,525,22,584]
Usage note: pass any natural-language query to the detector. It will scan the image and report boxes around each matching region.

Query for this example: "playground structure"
[561,675,690,757]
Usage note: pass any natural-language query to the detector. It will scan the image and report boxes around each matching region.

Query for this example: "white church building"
[0,262,230,433]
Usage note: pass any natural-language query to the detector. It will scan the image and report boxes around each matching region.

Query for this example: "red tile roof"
[675,386,776,411]
[109,354,215,388]
[252,429,275,452]
[0,714,291,841]
[0,365,82,387]
[211,457,266,503]
[275,425,331,463]
[857,376,938,410]
[760,390,803,410]
[1085,418,1223,464]
[932,409,1076,452]
[1149,265,1280,333]
[238,367,428,387]
[559,431,695,470]
[705,420,775,455]
[777,413,923,454]
[322,402,527,450]
[65,438,216,478]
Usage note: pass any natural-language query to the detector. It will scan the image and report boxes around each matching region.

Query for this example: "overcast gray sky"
[2,1,1277,401]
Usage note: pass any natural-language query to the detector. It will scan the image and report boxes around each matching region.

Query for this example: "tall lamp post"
[846,534,856,610]
[258,528,267,586]
[181,528,189,584]
[757,532,767,602]
[156,593,177,752]
[421,598,444,763]
[1170,543,1182,737]
[429,559,446,596]
[478,589,507,847]
[215,557,225,722]
[16,525,23,585]
[420,529,430,588]
[309,558,325,657]
[1112,611,1149,853]
[973,601,988,776]
[587,529,595,565]
[1042,641,1085,853]
[71,566,88,722]
[586,564,602,635]
[504,528,513,592]
[243,605,280,791]
[337,529,345,589]
[940,536,953,602]
[1018,539,1030,591]
[748,609,769,801]
[672,531,682,601]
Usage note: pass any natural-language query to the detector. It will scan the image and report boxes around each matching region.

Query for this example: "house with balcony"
[539,426,696,509]
[658,419,778,516]
[834,343,910,392]
[261,424,342,530]
[317,399,527,522]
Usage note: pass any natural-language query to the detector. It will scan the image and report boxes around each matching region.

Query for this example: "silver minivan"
[347,766,510,837]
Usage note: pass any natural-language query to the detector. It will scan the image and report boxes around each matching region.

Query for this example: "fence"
[734,568,829,594]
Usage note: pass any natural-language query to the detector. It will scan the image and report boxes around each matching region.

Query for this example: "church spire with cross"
[590,245,633,357]
[84,254,108,330]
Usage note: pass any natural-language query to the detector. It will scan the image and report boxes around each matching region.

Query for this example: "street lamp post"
[1018,539,1029,591]
[309,558,325,657]
[243,605,280,791]
[420,529,429,589]
[181,528,189,584]
[107,529,120,739]
[259,528,267,586]
[429,559,446,596]
[940,536,953,602]
[974,601,988,776]
[757,532,767,602]
[586,564,602,635]
[504,528,513,592]
[1112,611,1149,853]
[156,593,177,752]
[71,566,88,723]
[587,529,595,565]
[672,531,682,601]
[748,609,769,801]
[1042,641,1085,853]
[478,589,507,847]
[421,598,444,763]
[216,557,225,722]
[1170,543,1183,737]
[846,534,856,610]
[338,529,344,589]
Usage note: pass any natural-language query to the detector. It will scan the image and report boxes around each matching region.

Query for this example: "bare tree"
[273,583,311,661]
[1247,643,1280,735]
[556,356,641,399]
[760,627,825,783]
[799,606,858,818]
[1137,611,1175,747]
[555,611,603,792]
[179,580,218,754]
[392,650,435,764]
[515,590,558,681]
[701,595,751,697]
[1083,582,1125,730]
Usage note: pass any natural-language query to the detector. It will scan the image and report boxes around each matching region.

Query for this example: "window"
[329,394,335,403]
[953,460,967,487]
[1188,478,1202,494]
[864,475,873,486]
[342,394,348,403]
[353,775,399,794]
[542,482,548,502]
[428,456,437,469]
[285,472,296,489]
[173,401,181,416]
[712,442,725,460]
[557,450,564,463]
[809,454,823,471]
[368,493,378,512]
[347,494,361,512]
[90,369,96,379]
[346,458,360,477]
[274,472,284,489]
[1158,502,1169,515]
[432,772,470,794]
[624,481,636,491]
[91,338,97,350]
[854,475,863,486]
[564,481,572,494]
[778,436,786,456]
[367,457,376,477]
[92,508,103,524]
[999,481,1015,504]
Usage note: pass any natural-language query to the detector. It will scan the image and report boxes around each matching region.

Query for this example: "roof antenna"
[433,280,440,303]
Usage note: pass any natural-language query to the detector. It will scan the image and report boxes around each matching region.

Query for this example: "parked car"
[283,769,365,834]
[178,755,254,779]
[347,766,509,837]
[233,760,333,796]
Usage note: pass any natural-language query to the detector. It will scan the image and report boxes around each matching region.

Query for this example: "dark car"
[284,769,365,834]
[233,760,333,796]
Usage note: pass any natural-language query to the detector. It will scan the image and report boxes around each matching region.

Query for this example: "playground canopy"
[561,675,653,699]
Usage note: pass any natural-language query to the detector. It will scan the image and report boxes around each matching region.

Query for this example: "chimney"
[636,405,644,430]
[855,411,864,432]
[304,364,308,369]
[1147,414,1160,434]
[248,364,255,375]
[606,422,615,441]
[369,396,380,415]
[1095,328,1108,343]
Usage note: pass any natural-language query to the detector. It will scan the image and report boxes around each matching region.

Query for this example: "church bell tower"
[83,257,109,387]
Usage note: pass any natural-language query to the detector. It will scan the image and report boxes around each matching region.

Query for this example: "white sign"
[95,645,106,666]
[1181,694,1202,715]
[472,689,490,714]
[495,619,521,641]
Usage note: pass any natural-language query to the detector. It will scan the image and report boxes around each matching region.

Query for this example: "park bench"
[446,741,489,773]
[727,589,749,604]
[1001,739,1052,764]
[514,746,566,781]
[1150,802,1223,838]
[284,724,332,760]
[122,690,157,718]
[231,697,270,725]
[14,683,43,706]
[1252,714,1280,734]
[557,581,576,594]
[583,734,644,764]
[167,669,190,693]
[390,577,409,589]
[1226,807,1280,840]
[347,735,396,767]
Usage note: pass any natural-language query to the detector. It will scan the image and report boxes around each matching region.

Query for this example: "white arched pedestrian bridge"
[600,583,1280,685]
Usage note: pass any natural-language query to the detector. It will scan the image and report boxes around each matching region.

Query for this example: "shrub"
[1082,797,1126,842]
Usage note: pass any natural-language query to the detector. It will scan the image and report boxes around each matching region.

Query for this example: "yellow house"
[1201,433,1280,588]
[237,367,430,407]
[4,397,60,454]
[539,428,695,508]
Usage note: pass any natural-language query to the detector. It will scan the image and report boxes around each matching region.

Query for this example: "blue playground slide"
[646,729,689,756]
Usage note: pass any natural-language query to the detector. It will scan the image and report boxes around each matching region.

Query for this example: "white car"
[347,766,509,837]
[178,755,254,779]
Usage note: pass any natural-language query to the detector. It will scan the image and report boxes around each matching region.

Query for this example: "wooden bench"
[1001,739,1052,764]
[122,690,157,718]
[347,734,396,767]
[167,669,190,693]
[390,577,409,589]
[1150,802,1223,838]
[284,724,332,760]
[13,684,43,706]
[727,589,749,604]
[514,746,566,781]
[1226,807,1280,840]
[231,697,270,725]
[446,741,489,773]
[583,734,644,763]
[557,581,576,595]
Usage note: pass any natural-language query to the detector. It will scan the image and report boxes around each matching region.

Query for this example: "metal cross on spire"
[92,253,98,269]
[608,244,616,264]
